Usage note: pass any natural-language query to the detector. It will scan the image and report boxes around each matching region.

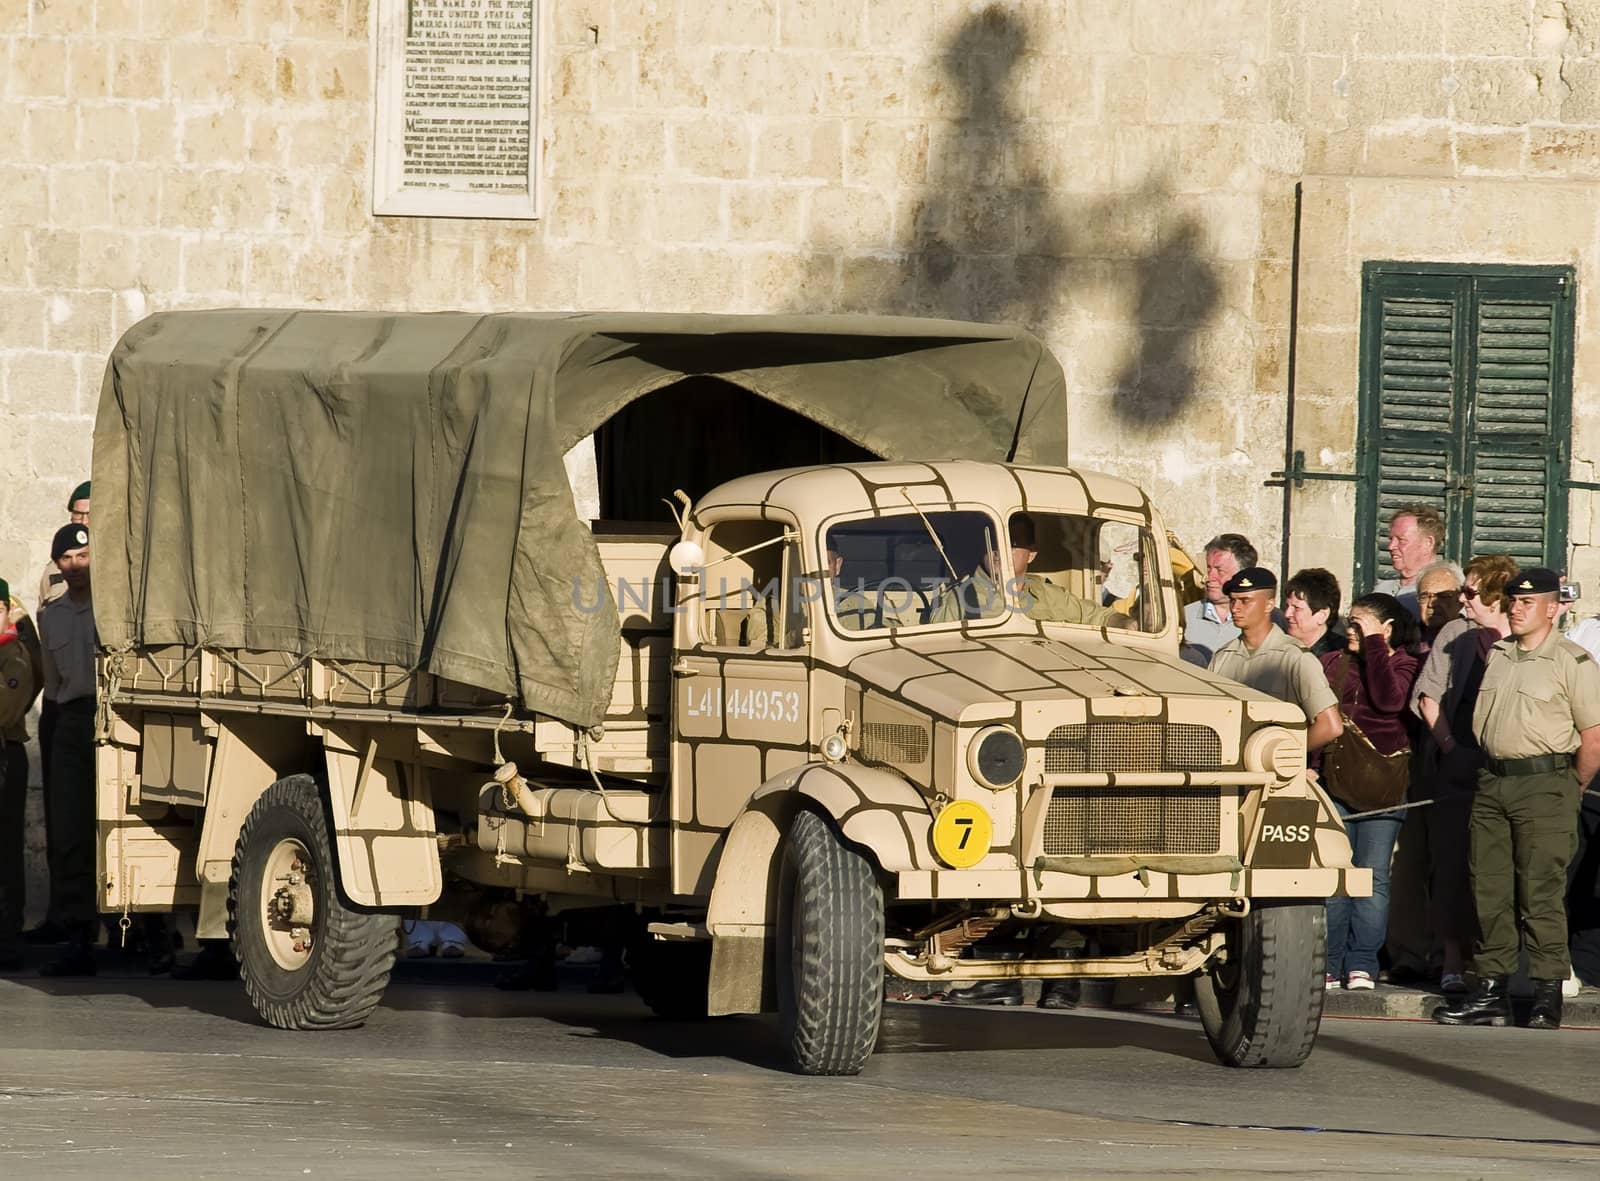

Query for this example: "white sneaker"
[1563,968,1582,999]
[1324,973,1341,990]
[1345,970,1376,990]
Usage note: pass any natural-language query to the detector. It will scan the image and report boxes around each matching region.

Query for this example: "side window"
[1021,512,1167,634]
[698,520,785,650]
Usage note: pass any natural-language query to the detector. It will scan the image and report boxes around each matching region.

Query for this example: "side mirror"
[668,540,705,576]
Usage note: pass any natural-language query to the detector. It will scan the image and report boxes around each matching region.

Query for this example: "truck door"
[670,516,810,896]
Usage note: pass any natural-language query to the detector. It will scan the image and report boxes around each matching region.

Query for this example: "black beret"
[51,524,89,561]
[67,480,90,509]
[1222,566,1277,595]
[1507,567,1560,595]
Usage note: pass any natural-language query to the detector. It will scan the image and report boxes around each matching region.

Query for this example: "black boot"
[1528,979,1564,1030]
[944,979,1024,1006]
[1038,979,1080,1009]
[1432,975,1510,1026]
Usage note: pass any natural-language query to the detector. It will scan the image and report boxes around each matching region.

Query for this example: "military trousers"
[1470,767,1581,979]
[46,699,98,939]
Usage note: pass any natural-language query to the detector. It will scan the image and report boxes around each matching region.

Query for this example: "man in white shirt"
[1371,504,1444,618]
[1180,533,1258,666]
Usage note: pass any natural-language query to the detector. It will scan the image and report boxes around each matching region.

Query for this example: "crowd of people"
[1183,505,1600,1030]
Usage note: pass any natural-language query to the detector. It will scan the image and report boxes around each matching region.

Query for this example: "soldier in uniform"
[1434,567,1600,1030]
[1208,567,1344,753]
[22,480,88,948]
[0,578,43,971]
[37,524,100,977]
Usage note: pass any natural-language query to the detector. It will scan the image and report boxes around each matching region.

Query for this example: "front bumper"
[895,864,1374,904]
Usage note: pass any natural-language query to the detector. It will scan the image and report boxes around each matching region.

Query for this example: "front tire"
[776,810,884,1076]
[1194,901,1326,1068]
[229,775,397,1030]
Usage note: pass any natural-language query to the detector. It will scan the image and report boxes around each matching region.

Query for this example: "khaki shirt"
[1209,626,1338,724]
[925,571,1114,627]
[1472,628,1600,759]
[39,592,97,705]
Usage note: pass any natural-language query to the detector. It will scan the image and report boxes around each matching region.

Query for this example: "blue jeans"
[1326,798,1403,979]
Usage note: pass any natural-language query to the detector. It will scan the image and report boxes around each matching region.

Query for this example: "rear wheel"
[229,775,398,1030]
[1194,902,1326,1068]
[776,810,884,1076]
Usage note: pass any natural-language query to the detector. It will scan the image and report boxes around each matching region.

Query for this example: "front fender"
[702,762,932,1015]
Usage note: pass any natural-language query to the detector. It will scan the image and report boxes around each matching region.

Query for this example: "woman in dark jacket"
[1319,593,1421,990]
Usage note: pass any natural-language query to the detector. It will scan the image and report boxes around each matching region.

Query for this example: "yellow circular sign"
[932,800,992,869]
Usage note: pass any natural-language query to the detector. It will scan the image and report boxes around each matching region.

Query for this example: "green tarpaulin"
[92,310,1068,728]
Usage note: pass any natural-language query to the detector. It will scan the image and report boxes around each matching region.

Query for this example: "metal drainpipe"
[1277,182,1304,581]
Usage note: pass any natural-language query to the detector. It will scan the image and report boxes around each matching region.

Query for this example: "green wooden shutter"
[1362,274,1463,585]
[1357,264,1574,592]
[1464,278,1572,569]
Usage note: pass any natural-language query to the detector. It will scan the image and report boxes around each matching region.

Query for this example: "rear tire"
[1194,902,1326,1068]
[229,775,397,1030]
[776,810,884,1076]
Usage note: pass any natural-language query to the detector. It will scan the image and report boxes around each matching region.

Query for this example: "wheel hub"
[261,838,318,971]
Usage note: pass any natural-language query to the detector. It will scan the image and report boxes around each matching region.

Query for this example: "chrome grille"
[1043,786,1222,857]
[1044,722,1222,773]
[860,722,930,765]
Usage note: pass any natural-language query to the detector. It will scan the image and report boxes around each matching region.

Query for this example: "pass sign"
[932,800,992,869]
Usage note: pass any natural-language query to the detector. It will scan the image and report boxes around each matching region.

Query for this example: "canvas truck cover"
[92,310,1069,728]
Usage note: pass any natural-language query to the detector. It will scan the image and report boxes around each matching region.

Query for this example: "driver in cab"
[928,512,1131,628]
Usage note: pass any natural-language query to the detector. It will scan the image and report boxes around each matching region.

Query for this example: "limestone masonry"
[4,0,1600,598]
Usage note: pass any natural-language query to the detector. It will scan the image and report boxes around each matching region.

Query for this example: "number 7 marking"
[954,816,973,849]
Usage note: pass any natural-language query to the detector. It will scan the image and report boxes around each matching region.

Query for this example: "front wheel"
[776,810,884,1076]
[1194,901,1326,1068]
[229,775,398,1030]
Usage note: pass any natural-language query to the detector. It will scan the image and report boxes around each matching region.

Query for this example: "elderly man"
[1180,534,1260,666]
[1384,559,1467,985]
[1208,567,1343,754]
[1415,560,1465,644]
[1434,567,1600,1030]
[1373,505,1444,618]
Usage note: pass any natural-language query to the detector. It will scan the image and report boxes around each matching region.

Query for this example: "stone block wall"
[3,0,1600,611]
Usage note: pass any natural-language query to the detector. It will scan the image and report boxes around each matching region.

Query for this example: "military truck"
[91,310,1369,1075]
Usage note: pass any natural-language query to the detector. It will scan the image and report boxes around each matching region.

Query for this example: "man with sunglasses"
[1435,567,1600,1030]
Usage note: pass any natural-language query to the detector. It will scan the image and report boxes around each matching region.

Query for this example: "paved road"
[2,957,1597,1178]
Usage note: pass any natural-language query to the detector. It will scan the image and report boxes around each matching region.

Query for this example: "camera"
[1561,581,1581,603]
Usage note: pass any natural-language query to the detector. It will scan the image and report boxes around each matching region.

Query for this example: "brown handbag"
[1321,654,1411,814]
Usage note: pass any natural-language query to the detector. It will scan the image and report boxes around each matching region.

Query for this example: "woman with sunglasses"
[1410,554,1518,992]
[1319,593,1422,989]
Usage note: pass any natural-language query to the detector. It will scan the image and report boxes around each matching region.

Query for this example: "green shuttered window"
[1356,263,1574,590]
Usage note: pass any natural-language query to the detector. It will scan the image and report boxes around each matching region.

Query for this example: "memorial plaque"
[374,0,541,219]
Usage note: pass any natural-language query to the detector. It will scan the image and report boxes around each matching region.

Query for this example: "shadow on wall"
[812,6,1223,431]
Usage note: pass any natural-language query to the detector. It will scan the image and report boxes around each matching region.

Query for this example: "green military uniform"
[1470,625,1600,980]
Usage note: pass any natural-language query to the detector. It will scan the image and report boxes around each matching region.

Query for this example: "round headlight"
[1243,726,1304,782]
[968,726,1025,788]
[820,733,849,763]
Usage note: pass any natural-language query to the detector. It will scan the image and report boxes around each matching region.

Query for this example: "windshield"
[821,509,1167,635]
